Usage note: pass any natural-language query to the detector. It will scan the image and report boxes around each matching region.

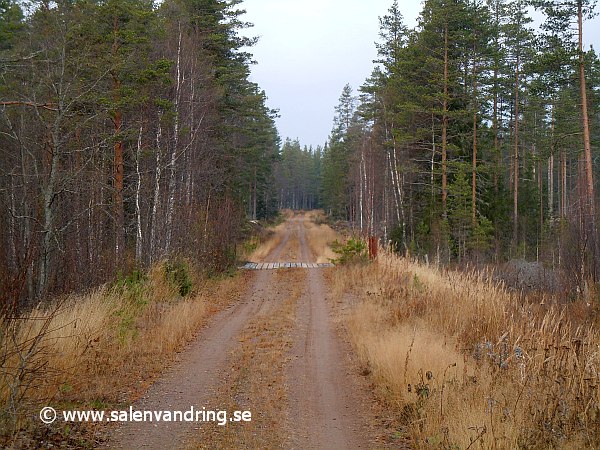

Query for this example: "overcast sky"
[240,0,600,150]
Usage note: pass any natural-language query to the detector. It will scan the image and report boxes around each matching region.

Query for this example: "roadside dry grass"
[191,269,303,449]
[249,221,287,262]
[303,217,338,263]
[332,251,600,449]
[0,263,250,445]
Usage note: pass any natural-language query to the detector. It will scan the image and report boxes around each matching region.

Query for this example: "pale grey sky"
[240,0,600,149]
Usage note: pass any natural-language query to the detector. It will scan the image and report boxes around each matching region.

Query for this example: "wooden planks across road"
[241,262,334,270]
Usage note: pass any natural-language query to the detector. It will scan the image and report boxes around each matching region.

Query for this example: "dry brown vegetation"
[247,210,338,264]
[333,251,600,449]
[0,262,249,445]
[303,214,339,263]
[248,222,287,262]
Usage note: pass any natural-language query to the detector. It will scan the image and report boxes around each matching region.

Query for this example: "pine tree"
[0,0,22,52]
[322,84,359,220]
[532,0,599,277]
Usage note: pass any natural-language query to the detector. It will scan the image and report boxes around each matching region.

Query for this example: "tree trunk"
[359,148,366,233]
[112,15,125,264]
[38,128,60,298]
[578,0,598,278]
[113,100,124,262]
[538,153,543,242]
[441,21,449,220]
[493,1,500,194]
[472,52,478,228]
[8,176,17,272]
[150,114,163,263]
[252,169,257,220]
[561,149,567,219]
[164,24,183,254]
[513,52,520,247]
[135,126,143,265]
[548,104,555,220]
[19,135,34,299]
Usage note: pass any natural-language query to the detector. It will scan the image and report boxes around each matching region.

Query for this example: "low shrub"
[164,260,193,297]
[330,238,369,265]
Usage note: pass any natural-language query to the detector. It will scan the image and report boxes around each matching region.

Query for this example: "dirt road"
[108,215,377,449]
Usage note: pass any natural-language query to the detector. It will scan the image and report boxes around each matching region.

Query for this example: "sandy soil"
[286,217,376,449]
[107,214,379,449]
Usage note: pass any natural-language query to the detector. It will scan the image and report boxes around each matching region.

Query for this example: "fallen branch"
[0,101,58,111]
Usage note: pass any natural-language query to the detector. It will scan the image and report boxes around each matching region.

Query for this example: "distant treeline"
[274,139,322,211]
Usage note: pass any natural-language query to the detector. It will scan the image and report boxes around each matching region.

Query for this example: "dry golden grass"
[334,251,600,448]
[244,210,339,263]
[248,210,339,264]
[249,222,288,262]
[0,262,248,440]
[303,214,339,263]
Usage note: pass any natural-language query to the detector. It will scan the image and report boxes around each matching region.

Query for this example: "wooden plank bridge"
[241,262,334,270]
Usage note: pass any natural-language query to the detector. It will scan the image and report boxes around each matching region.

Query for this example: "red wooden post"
[368,236,378,260]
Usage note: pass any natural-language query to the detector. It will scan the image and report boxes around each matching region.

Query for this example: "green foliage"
[0,0,282,312]
[88,399,110,410]
[330,238,369,265]
[390,224,405,253]
[115,270,147,303]
[412,274,426,293]
[165,260,193,297]
[113,270,148,344]
[317,0,600,270]
[447,167,472,260]
[321,84,361,219]
[469,216,494,254]
[275,138,322,210]
[242,236,260,255]
[0,0,22,51]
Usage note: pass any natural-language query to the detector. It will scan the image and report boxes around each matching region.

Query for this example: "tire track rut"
[286,217,373,449]
[108,222,293,449]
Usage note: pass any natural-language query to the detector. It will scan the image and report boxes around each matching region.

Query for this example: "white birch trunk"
[391,142,407,251]
[165,23,183,253]
[359,150,364,233]
[135,126,143,264]
[387,150,401,224]
[150,114,163,263]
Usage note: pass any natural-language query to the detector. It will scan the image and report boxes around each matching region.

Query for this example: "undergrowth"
[334,250,600,448]
[0,260,241,445]
[330,238,369,265]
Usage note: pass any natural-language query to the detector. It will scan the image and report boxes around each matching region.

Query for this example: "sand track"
[286,217,372,448]
[108,215,375,449]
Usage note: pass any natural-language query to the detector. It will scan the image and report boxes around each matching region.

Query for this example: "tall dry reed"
[0,261,240,438]
[334,251,600,448]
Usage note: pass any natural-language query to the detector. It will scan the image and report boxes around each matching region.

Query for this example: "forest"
[2,0,600,447]
[0,0,280,306]
[281,0,600,291]
[3,0,600,305]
